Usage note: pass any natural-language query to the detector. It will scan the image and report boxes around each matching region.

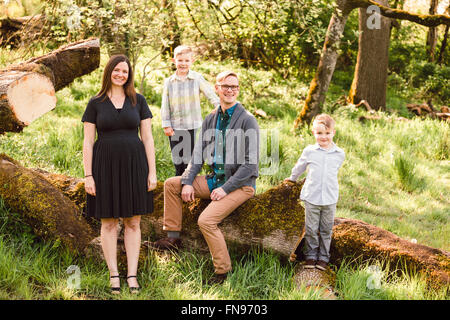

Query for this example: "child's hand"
[163,127,175,136]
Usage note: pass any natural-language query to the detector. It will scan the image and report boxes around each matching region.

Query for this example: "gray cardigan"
[181,103,260,194]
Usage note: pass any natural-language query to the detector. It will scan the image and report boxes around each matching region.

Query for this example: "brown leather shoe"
[315,260,328,271]
[208,272,229,285]
[150,237,182,251]
[304,259,317,269]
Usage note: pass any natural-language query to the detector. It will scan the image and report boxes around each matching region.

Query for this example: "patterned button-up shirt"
[288,143,345,206]
[161,70,220,130]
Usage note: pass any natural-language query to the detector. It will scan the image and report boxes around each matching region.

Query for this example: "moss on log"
[0,154,95,253]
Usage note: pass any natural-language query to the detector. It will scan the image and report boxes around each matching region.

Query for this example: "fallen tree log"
[329,217,450,288]
[0,38,100,134]
[37,170,450,288]
[0,15,45,47]
[0,154,95,253]
[32,171,305,255]
[406,102,449,121]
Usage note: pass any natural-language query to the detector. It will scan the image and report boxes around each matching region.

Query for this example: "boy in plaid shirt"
[161,45,220,176]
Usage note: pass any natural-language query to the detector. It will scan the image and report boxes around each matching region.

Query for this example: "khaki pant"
[163,176,255,274]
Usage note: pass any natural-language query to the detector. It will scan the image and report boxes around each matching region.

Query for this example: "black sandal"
[110,275,121,294]
[127,275,140,294]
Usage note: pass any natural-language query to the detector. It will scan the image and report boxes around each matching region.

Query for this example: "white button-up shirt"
[288,143,345,206]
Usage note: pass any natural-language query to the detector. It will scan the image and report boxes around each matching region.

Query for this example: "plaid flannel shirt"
[161,70,220,130]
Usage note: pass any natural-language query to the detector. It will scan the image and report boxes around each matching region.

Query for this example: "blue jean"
[303,201,336,263]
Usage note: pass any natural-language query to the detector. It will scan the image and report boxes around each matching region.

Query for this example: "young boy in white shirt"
[161,45,220,176]
[285,114,345,271]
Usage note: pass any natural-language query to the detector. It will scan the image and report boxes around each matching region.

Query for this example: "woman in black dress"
[82,55,156,294]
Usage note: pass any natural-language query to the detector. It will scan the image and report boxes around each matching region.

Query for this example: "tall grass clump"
[393,152,426,192]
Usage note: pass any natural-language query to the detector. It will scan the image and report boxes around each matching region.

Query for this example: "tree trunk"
[426,0,439,61]
[348,0,391,110]
[0,38,100,134]
[32,168,450,287]
[23,38,100,91]
[294,0,354,126]
[0,154,95,254]
[161,0,181,57]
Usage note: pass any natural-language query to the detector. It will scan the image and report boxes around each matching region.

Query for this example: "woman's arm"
[140,118,157,191]
[83,122,97,196]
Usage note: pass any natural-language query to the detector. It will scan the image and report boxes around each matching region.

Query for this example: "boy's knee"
[305,230,318,239]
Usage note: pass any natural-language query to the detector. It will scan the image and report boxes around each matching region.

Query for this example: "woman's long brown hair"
[96,54,137,106]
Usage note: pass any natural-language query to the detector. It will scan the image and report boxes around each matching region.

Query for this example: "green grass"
[335,258,449,300]
[0,48,449,300]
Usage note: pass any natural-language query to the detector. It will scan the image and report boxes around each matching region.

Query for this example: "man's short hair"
[173,45,193,58]
[216,70,239,84]
[313,114,335,130]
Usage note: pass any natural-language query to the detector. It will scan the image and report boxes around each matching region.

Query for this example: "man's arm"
[198,74,220,108]
[161,78,173,129]
[287,149,308,181]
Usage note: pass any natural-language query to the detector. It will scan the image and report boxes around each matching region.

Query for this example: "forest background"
[0,0,448,300]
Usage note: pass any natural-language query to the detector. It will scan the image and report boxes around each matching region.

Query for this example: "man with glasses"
[151,71,260,285]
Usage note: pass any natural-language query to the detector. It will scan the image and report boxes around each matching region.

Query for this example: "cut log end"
[7,72,56,125]
[0,38,99,133]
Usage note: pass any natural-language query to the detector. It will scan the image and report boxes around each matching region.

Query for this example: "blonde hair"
[216,70,239,84]
[312,114,335,130]
[173,45,193,58]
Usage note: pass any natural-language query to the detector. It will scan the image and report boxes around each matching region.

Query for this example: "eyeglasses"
[218,84,240,92]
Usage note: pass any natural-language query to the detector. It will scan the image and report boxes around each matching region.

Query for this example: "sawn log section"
[0,38,100,134]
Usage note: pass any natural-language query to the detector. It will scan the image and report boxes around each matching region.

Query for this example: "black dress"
[81,93,154,219]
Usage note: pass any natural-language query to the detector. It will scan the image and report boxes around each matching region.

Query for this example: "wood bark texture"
[349,0,391,110]
[294,0,352,126]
